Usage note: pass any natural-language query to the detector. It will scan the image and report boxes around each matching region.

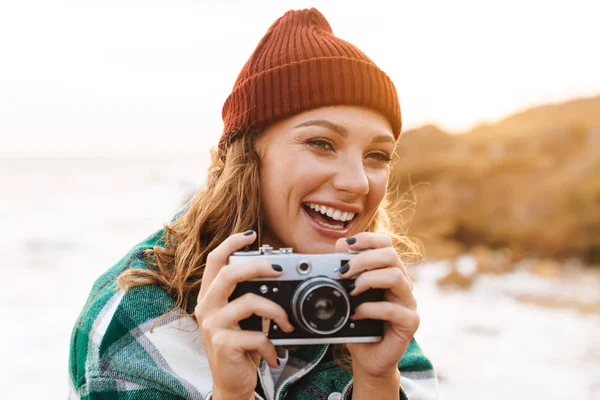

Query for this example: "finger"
[210,293,294,332]
[199,230,257,298]
[337,232,409,282]
[351,302,420,334]
[335,237,351,253]
[346,249,412,290]
[349,268,416,308]
[211,329,278,369]
[340,246,412,289]
[203,260,283,306]
[345,232,393,250]
[340,246,401,276]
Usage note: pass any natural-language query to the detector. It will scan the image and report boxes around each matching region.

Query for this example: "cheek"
[269,152,329,194]
[260,161,284,217]
[261,153,328,217]
[365,170,389,212]
[259,155,302,218]
[291,156,330,192]
[370,172,388,202]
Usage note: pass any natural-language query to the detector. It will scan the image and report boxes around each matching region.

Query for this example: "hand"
[335,233,419,382]
[194,231,295,400]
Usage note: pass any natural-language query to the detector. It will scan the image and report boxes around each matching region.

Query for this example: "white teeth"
[314,218,344,229]
[305,203,356,222]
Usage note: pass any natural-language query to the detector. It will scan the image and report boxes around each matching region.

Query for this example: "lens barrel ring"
[291,277,351,335]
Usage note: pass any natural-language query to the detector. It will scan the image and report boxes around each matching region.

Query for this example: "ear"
[253,128,271,160]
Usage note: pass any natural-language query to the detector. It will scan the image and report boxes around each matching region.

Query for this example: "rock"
[528,259,562,278]
[508,246,526,262]
[470,245,514,274]
[423,239,465,260]
[437,267,475,289]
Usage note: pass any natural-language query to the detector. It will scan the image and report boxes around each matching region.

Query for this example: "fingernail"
[347,283,355,293]
[243,230,255,236]
[346,237,356,245]
[339,263,350,274]
[277,359,280,367]
[272,264,283,272]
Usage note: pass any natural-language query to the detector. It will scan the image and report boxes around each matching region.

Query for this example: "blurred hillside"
[390,95,600,264]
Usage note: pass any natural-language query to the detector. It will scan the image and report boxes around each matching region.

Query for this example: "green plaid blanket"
[69,229,438,399]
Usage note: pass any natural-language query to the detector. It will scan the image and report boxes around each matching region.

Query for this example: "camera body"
[228,245,384,345]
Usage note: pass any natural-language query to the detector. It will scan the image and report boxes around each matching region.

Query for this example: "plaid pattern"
[69,228,439,400]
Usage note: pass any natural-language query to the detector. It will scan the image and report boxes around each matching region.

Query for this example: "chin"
[291,235,338,254]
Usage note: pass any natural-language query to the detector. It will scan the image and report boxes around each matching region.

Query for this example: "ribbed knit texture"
[220,8,401,149]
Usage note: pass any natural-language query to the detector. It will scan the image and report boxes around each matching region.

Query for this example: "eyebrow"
[294,119,395,144]
[294,120,348,137]
[371,134,396,145]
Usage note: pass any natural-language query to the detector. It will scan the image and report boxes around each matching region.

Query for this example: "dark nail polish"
[243,230,255,236]
[339,263,350,274]
[277,359,280,367]
[347,283,355,293]
[272,264,283,272]
[346,237,357,245]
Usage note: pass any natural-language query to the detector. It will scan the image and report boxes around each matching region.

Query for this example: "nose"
[331,155,369,196]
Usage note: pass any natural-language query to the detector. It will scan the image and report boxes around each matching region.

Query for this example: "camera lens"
[291,277,350,335]
[314,298,335,320]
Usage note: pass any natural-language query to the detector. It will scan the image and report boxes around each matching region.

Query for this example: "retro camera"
[228,245,384,345]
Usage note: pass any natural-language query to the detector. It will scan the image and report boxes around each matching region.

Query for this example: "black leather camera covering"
[228,279,384,339]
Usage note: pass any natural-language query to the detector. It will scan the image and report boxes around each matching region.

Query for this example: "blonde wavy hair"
[118,132,421,364]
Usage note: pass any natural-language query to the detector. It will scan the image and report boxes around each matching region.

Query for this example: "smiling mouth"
[301,202,356,230]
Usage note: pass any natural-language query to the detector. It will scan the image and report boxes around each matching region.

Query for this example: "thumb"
[250,351,262,369]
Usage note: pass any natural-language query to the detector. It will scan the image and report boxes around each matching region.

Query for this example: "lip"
[301,206,355,239]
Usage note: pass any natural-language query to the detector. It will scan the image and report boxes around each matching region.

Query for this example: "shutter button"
[328,393,342,400]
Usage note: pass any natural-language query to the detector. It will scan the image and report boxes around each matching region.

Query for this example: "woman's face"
[256,105,395,254]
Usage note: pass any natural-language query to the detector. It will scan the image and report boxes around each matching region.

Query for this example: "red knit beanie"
[220,8,401,149]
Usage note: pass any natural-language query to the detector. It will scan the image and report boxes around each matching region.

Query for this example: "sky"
[1,0,599,156]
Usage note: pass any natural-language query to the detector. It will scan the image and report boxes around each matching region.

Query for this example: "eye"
[366,151,393,163]
[307,138,335,152]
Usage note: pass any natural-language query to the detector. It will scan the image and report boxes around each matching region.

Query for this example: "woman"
[69,8,438,400]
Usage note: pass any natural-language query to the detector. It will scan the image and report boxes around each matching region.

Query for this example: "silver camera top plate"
[229,245,357,281]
